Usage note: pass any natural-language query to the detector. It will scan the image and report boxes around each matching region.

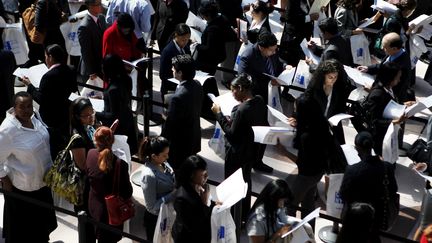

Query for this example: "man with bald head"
[358,32,412,102]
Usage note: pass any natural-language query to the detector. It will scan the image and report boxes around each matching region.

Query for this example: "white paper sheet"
[190,28,202,44]
[383,100,406,120]
[238,19,248,41]
[13,63,48,88]
[415,170,432,184]
[382,123,399,164]
[208,92,240,116]
[168,78,180,85]
[371,0,398,14]
[267,105,290,125]
[358,18,377,29]
[300,39,321,65]
[263,68,296,86]
[212,168,248,214]
[252,126,294,145]
[341,144,361,165]
[344,65,375,88]
[348,87,369,101]
[409,14,432,34]
[122,56,150,68]
[68,93,105,112]
[282,207,321,238]
[194,70,213,86]
[309,0,330,14]
[328,113,353,126]
[186,11,207,32]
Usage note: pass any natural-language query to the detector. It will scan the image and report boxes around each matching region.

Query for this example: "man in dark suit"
[0,50,16,123]
[78,0,106,80]
[358,32,412,102]
[161,54,203,170]
[159,23,191,99]
[309,17,354,66]
[280,0,319,65]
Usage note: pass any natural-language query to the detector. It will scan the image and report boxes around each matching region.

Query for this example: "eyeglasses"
[80,110,96,119]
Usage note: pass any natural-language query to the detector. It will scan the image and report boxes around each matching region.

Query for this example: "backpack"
[22,2,46,44]
[348,96,374,133]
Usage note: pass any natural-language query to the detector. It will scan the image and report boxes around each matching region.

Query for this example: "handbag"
[381,164,400,231]
[104,159,135,226]
[153,202,176,243]
[22,2,46,44]
[407,139,432,163]
[43,134,85,205]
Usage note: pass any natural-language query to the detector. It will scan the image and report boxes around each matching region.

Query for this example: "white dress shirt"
[0,109,53,191]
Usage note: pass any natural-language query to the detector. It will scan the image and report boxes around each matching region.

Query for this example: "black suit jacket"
[35,0,65,48]
[159,40,191,96]
[27,64,77,132]
[283,0,313,39]
[0,51,16,123]
[78,14,107,78]
[312,35,354,66]
[367,50,412,102]
[237,43,284,101]
[172,184,215,243]
[161,79,203,168]
[155,0,188,50]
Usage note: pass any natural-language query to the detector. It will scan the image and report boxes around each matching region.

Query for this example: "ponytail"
[94,126,115,173]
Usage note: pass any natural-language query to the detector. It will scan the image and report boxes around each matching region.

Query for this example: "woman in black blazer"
[246,0,273,44]
[96,54,138,155]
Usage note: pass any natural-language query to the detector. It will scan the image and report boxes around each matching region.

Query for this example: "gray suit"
[78,14,106,78]
[335,6,358,38]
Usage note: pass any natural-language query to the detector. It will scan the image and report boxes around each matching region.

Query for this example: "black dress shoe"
[253,163,274,173]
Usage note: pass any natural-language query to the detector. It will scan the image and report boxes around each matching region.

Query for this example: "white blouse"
[0,109,52,191]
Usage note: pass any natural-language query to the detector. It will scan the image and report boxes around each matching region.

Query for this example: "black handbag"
[407,139,432,163]
[381,165,400,231]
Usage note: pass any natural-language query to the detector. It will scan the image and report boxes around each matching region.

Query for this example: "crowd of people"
[0,0,432,242]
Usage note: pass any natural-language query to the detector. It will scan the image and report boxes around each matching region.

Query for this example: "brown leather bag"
[22,2,46,44]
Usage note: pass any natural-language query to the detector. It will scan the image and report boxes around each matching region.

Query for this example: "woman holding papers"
[362,62,409,156]
[139,136,175,241]
[96,54,138,155]
[172,155,216,243]
[245,1,273,44]
[246,179,314,243]
[211,73,269,223]
[335,0,362,37]
[287,60,349,225]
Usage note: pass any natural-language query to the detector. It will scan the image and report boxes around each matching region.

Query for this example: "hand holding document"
[344,65,374,88]
[208,93,240,116]
[267,105,291,126]
[383,100,406,120]
[371,0,398,14]
[13,63,48,88]
[212,169,248,214]
[122,56,150,68]
[252,126,295,145]
[69,93,105,112]
[263,68,296,86]
[405,95,432,117]
[300,39,321,65]
[409,14,432,35]
[309,0,330,14]
[282,208,321,238]
[328,113,353,126]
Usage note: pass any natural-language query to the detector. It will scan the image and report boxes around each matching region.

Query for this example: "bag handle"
[111,159,121,196]
[58,134,82,163]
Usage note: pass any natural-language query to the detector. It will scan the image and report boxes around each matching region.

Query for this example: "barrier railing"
[73,46,424,243]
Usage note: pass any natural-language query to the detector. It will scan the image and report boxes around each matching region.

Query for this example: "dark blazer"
[283,0,313,39]
[86,149,133,241]
[0,50,16,123]
[159,40,191,96]
[216,0,243,27]
[161,79,203,169]
[246,18,271,44]
[172,184,215,243]
[366,50,411,102]
[154,0,188,50]
[27,64,77,132]
[78,14,107,78]
[237,43,284,102]
[363,84,395,156]
[196,14,236,74]
[96,75,138,155]
[340,155,398,232]
[35,0,65,48]
[312,35,354,66]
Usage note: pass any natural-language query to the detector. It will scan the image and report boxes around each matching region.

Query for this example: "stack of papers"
[252,126,295,145]
[208,93,240,116]
[68,93,105,112]
[13,63,48,88]
[371,0,398,14]
[344,65,375,88]
[212,168,248,214]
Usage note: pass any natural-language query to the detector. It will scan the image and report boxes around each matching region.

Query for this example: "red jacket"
[102,21,141,62]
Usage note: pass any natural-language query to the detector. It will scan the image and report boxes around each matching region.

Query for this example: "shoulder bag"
[381,164,400,231]
[22,0,47,44]
[105,159,135,226]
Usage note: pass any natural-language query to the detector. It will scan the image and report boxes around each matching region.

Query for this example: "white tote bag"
[208,122,226,159]
[350,33,371,66]
[326,173,345,219]
[409,35,428,70]
[382,123,400,164]
[153,202,176,243]
[267,82,283,126]
[2,27,29,65]
[60,21,81,56]
[80,76,104,98]
[211,208,236,243]
[234,42,249,71]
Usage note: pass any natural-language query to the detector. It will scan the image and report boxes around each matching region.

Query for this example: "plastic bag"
[234,42,249,71]
[211,208,236,243]
[80,76,104,98]
[208,122,226,159]
[2,26,29,65]
[350,33,371,66]
[382,123,399,164]
[326,173,344,219]
[153,202,176,243]
[267,82,283,126]
[409,35,428,70]
[60,21,81,56]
